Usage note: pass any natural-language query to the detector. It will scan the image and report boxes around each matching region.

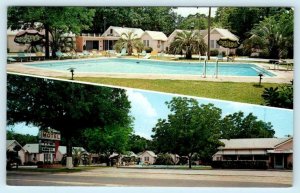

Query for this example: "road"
[7,167,292,187]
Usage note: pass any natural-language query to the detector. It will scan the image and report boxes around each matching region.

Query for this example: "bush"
[24,161,36,166]
[144,46,153,53]
[262,83,293,109]
[211,161,268,169]
[36,161,44,166]
[210,49,219,56]
[154,153,174,165]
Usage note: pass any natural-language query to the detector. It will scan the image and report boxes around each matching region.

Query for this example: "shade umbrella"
[14,29,44,61]
[217,37,240,54]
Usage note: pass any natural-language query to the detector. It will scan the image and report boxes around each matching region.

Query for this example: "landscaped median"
[62,77,286,105]
[8,166,101,173]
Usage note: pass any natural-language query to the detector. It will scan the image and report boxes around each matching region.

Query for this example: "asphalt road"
[6,167,292,187]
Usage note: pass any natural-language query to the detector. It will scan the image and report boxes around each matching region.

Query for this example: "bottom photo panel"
[6,73,293,187]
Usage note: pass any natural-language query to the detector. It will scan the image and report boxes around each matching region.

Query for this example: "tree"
[177,13,208,30]
[250,10,293,59]
[6,130,38,146]
[113,31,144,55]
[84,125,132,166]
[127,134,151,153]
[7,74,132,168]
[220,112,275,139]
[7,7,96,58]
[152,97,223,168]
[169,30,207,59]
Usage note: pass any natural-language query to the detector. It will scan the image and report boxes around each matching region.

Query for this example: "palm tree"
[250,14,293,59]
[169,31,207,59]
[114,31,144,56]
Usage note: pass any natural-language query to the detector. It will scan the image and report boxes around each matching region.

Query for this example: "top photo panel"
[7,6,294,107]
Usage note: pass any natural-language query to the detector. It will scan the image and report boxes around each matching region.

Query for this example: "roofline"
[274,137,293,148]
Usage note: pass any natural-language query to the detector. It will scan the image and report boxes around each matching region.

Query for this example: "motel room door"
[274,154,284,169]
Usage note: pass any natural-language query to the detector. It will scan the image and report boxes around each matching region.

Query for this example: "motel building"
[212,137,293,169]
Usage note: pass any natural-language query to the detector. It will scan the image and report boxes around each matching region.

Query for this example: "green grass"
[65,77,285,105]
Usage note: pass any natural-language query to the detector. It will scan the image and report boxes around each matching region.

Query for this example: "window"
[143,40,149,47]
[110,29,113,35]
[210,40,215,48]
[144,157,149,162]
[239,155,253,160]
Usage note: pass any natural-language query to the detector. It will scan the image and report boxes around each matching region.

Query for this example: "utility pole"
[207,7,211,60]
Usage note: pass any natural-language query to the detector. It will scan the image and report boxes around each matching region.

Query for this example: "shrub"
[262,83,293,109]
[211,161,268,169]
[154,153,174,165]
[24,161,36,166]
[144,46,153,53]
[36,161,44,166]
[210,49,219,56]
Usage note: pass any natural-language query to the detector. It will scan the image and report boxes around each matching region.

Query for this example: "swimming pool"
[26,58,275,77]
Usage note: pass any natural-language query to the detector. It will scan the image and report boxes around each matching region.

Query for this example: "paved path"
[7,167,292,187]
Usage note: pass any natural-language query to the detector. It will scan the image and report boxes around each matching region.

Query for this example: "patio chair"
[217,54,223,61]
[35,52,45,60]
[16,52,27,62]
[56,51,64,60]
[150,50,158,58]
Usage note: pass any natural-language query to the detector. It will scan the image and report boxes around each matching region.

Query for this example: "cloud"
[127,90,158,118]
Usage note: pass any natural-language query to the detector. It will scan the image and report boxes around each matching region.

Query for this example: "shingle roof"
[23,144,39,153]
[144,31,168,41]
[6,140,16,148]
[139,150,157,157]
[219,138,291,150]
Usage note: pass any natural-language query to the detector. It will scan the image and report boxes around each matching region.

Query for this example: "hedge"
[211,161,268,169]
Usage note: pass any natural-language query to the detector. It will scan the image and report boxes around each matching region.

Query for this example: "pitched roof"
[211,28,239,41]
[168,29,207,39]
[219,138,291,150]
[6,140,25,151]
[23,144,39,153]
[104,26,144,38]
[144,31,168,41]
[139,150,157,157]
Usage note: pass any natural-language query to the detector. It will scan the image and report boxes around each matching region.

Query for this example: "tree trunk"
[45,24,50,59]
[66,136,73,169]
[188,155,192,169]
[185,50,192,59]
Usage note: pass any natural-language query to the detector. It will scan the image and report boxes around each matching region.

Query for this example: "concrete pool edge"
[6,58,293,83]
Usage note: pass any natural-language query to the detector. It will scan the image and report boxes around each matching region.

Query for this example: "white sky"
[173,7,218,17]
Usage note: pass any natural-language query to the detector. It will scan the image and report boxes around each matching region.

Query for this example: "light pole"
[207,7,211,60]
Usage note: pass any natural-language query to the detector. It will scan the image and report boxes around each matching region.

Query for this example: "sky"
[173,7,218,17]
[7,88,293,140]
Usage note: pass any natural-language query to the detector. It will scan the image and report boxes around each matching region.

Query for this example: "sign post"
[39,128,61,164]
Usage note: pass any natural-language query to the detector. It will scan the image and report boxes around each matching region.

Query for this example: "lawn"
[66,77,285,105]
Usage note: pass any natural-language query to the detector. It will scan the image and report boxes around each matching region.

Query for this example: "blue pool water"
[26,58,275,77]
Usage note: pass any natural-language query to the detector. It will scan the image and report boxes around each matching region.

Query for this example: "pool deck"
[6,57,293,83]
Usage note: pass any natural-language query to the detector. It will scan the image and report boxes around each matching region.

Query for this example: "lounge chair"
[17,52,27,62]
[7,57,16,63]
[143,54,151,59]
[116,48,127,58]
[140,50,147,56]
[83,50,91,58]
